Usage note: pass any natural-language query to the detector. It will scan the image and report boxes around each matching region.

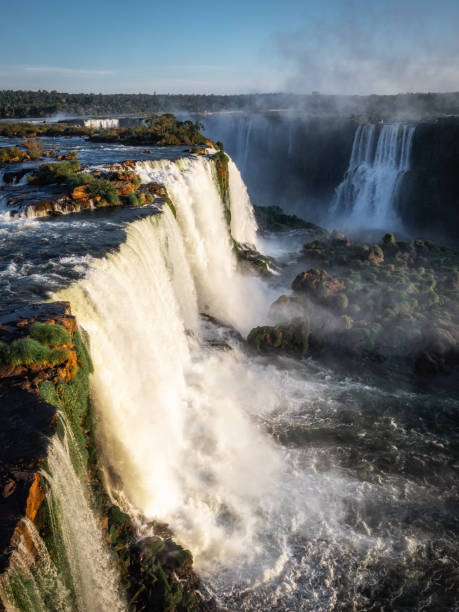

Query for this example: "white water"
[0,518,71,612]
[43,423,124,612]
[134,156,266,332]
[54,157,360,607]
[0,422,123,612]
[84,119,119,129]
[333,123,415,229]
[227,158,259,247]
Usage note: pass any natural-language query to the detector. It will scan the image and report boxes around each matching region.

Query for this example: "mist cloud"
[271,0,459,94]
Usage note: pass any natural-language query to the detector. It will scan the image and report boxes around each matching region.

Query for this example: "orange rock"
[72,185,89,201]
[25,474,45,522]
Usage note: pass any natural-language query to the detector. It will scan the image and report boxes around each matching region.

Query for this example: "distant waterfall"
[84,119,119,129]
[333,123,415,229]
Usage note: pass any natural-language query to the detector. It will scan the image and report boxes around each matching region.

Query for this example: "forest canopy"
[1,90,459,121]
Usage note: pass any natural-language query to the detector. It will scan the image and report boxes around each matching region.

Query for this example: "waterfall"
[134,156,266,332]
[84,119,119,129]
[333,123,415,229]
[54,157,349,601]
[57,209,282,569]
[0,418,124,612]
[227,158,259,247]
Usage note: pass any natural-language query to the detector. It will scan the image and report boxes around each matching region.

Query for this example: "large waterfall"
[55,157,351,605]
[332,123,415,229]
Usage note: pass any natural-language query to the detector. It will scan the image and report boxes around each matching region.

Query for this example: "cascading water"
[332,123,415,229]
[227,158,258,247]
[45,154,457,610]
[84,119,119,129]
[134,156,265,332]
[57,198,351,605]
[0,417,124,612]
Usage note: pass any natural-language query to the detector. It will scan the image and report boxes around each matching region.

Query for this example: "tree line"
[1,90,459,120]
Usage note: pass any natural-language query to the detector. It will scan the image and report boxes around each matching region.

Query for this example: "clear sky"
[1,0,458,95]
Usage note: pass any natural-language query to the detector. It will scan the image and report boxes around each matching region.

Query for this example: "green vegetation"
[0,114,206,147]
[67,173,121,206]
[30,322,71,346]
[23,138,43,160]
[254,205,327,233]
[212,151,231,226]
[33,160,81,185]
[248,320,309,356]
[127,191,140,206]
[1,89,459,120]
[292,233,459,371]
[0,147,23,163]
[0,338,67,367]
[91,114,206,146]
[38,330,92,462]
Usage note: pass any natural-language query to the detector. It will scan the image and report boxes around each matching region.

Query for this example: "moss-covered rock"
[247,319,309,357]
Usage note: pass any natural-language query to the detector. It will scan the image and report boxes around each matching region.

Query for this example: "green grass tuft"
[30,322,71,347]
[0,337,67,366]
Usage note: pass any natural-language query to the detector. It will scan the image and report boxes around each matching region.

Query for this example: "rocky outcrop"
[247,319,309,357]
[286,233,459,372]
[0,302,77,571]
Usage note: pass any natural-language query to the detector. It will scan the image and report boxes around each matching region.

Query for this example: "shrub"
[24,138,43,160]
[331,293,349,312]
[67,173,120,205]
[383,233,396,245]
[127,192,140,206]
[0,337,67,366]
[30,322,71,346]
[0,147,22,163]
[34,160,81,184]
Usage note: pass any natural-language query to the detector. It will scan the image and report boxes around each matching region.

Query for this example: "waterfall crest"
[333,123,415,229]
[135,156,266,332]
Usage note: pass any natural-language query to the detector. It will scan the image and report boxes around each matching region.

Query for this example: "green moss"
[212,151,231,227]
[38,329,92,464]
[30,322,71,346]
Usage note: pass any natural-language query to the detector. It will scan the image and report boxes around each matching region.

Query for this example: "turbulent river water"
[0,140,458,611]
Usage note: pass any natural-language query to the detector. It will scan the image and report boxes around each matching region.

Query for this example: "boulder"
[292,268,345,298]
[247,318,309,357]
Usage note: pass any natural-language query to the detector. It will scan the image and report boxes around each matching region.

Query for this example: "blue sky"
[1,0,458,94]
